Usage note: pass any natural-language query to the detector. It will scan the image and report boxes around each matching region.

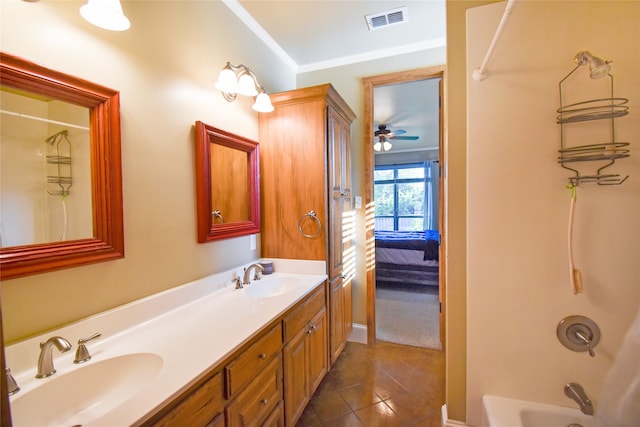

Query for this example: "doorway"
[362,66,446,350]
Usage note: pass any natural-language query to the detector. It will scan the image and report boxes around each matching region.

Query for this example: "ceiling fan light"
[382,141,392,151]
[373,141,382,152]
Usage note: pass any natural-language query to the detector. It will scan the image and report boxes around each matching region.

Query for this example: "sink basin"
[244,277,301,298]
[10,352,163,427]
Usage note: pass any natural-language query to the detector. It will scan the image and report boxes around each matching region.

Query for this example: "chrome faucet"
[564,382,594,415]
[242,263,264,285]
[36,336,72,378]
[6,368,20,395]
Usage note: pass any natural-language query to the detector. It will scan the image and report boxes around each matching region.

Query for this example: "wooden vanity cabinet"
[259,84,355,367]
[142,324,283,427]
[282,284,328,426]
[140,283,328,427]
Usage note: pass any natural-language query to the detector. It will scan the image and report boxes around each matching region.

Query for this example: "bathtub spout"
[564,382,594,415]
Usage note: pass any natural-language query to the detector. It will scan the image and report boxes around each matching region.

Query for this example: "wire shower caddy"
[45,129,73,196]
[557,54,631,186]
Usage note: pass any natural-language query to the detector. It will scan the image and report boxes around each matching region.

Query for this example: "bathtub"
[482,395,596,427]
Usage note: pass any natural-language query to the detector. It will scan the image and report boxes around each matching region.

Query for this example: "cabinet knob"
[261,398,268,405]
[259,352,267,360]
[307,324,317,334]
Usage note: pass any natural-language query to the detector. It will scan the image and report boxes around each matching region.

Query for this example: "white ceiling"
[228,0,447,153]
[374,78,440,153]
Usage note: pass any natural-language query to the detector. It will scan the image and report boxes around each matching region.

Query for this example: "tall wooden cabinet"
[259,84,355,366]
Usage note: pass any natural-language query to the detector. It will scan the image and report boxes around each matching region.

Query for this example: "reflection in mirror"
[195,121,260,242]
[210,143,250,224]
[1,86,93,246]
[0,52,124,280]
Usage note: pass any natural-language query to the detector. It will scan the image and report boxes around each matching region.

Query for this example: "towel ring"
[211,210,224,223]
[298,210,322,238]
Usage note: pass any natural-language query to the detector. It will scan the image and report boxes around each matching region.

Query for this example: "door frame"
[362,65,447,349]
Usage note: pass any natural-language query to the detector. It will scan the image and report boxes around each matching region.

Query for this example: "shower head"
[574,51,611,79]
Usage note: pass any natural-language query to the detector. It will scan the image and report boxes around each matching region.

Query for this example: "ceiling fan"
[373,124,419,152]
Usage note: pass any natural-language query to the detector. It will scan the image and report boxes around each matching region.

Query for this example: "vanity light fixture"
[215,62,274,113]
[80,0,130,31]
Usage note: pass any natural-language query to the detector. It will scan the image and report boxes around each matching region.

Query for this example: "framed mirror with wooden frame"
[195,122,260,242]
[0,52,124,280]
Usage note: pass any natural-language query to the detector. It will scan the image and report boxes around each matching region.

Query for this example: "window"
[374,162,434,231]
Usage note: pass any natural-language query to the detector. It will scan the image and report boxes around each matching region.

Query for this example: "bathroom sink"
[10,352,163,427]
[244,277,301,298]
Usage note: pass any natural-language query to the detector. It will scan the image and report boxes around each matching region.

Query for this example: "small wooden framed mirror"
[195,122,260,242]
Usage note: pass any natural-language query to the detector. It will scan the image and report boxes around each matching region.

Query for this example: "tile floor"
[296,340,445,426]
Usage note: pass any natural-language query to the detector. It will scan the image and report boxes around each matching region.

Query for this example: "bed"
[375,230,440,288]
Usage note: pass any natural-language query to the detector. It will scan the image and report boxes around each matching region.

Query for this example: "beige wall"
[0,0,295,342]
[466,1,639,425]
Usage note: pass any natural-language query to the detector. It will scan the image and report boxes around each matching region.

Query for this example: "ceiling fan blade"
[390,135,419,140]
[390,129,406,136]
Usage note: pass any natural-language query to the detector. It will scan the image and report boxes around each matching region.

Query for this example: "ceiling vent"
[365,6,408,31]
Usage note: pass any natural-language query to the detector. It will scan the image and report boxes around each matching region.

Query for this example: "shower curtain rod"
[0,109,90,131]
[472,0,516,82]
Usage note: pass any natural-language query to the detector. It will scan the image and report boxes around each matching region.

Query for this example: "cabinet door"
[329,276,345,365]
[283,327,310,427]
[327,106,352,280]
[259,98,327,261]
[308,307,328,395]
[344,279,353,340]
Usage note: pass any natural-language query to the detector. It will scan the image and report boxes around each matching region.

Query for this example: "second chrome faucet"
[242,263,264,285]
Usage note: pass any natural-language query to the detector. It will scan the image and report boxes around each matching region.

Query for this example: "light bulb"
[252,92,274,113]
[80,0,130,31]
[215,67,238,94]
[237,74,259,96]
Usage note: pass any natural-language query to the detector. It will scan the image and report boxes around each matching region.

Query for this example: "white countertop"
[6,259,327,427]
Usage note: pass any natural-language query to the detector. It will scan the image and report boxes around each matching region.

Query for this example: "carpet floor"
[375,283,441,350]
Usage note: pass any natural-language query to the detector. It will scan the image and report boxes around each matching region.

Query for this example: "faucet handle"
[574,330,596,357]
[74,333,102,364]
[6,368,20,395]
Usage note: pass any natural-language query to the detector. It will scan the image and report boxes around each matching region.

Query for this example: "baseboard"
[441,404,472,427]
[347,323,367,344]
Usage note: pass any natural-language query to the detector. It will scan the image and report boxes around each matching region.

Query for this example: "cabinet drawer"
[283,284,326,342]
[262,401,284,427]
[152,371,224,427]
[226,354,283,427]
[226,323,282,397]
